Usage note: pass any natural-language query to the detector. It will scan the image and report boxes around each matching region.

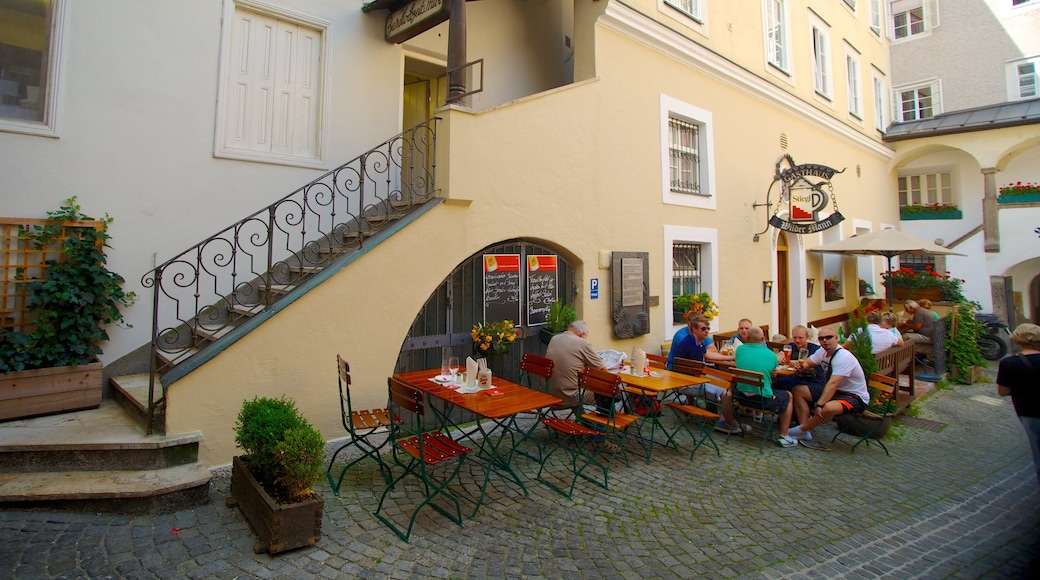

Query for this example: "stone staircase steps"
[111,373,163,433]
[0,399,211,514]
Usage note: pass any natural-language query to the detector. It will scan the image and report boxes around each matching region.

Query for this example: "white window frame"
[663,0,703,23]
[888,0,938,41]
[763,0,790,73]
[810,17,832,100]
[845,47,862,120]
[898,170,954,208]
[214,0,331,169]
[869,0,883,36]
[872,72,887,132]
[661,94,716,210]
[664,225,718,334]
[1007,56,1039,101]
[0,0,67,138]
[894,80,941,122]
[819,226,845,309]
[1012,0,1036,8]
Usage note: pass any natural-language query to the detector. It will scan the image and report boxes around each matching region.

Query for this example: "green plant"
[844,313,878,379]
[235,396,324,503]
[946,302,988,382]
[999,181,1040,198]
[673,292,718,321]
[471,320,518,355]
[881,265,965,302]
[0,197,136,373]
[899,202,960,215]
[824,276,843,302]
[864,385,897,415]
[545,301,577,334]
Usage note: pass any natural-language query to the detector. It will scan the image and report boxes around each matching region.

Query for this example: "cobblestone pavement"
[2,376,1038,579]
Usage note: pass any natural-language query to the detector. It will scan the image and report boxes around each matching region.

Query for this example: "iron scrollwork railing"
[140,119,439,428]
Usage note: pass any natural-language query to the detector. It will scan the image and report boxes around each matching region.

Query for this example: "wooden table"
[711,360,798,377]
[612,367,710,462]
[393,369,561,517]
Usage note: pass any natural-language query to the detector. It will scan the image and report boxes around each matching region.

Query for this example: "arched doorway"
[396,239,577,384]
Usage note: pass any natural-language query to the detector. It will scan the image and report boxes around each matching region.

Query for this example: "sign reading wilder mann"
[385,0,449,44]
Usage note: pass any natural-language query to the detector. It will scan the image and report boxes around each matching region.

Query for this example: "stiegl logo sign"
[768,154,845,235]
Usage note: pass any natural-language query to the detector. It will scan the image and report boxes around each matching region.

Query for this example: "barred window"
[899,254,935,273]
[672,243,701,296]
[669,117,700,194]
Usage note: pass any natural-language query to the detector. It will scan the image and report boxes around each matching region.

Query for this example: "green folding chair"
[665,366,732,459]
[508,353,555,462]
[728,368,777,452]
[326,355,394,495]
[832,373,898,456]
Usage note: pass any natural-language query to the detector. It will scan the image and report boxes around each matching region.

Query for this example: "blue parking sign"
[590,278,599,299]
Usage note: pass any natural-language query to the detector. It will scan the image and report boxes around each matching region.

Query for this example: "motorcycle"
[974,313,1010,361]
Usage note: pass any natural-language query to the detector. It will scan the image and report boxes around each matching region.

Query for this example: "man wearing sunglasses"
[669,314,735,417]
[787,326,869,444]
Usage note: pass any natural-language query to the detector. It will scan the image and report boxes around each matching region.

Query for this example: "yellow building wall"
[170,2,898,466]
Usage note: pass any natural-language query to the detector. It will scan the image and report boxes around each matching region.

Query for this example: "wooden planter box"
[0,361,103,422]
[892,286,944,302]
[951,365,985,384]
[228,456,323,555]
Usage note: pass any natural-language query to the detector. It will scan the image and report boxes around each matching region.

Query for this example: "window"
[869,0,883,35]
[672,243,701,296]
[846,51,861,118]
[821,227,844,305]
[898,171,952,207]
[215,1,330,168]
[0,0,65,137]
[661,95,716,210]
[889,0,937,40]
[764,0,789,71]
[1012,0,1034,6]
[843,0,857,10]
[669,117,700,195]
[811,23,831,98]
[898,254,935,273]
[1008,57,1038,100]
[873,74,886,131]
[665,0,701,21]
[895,81,940,121]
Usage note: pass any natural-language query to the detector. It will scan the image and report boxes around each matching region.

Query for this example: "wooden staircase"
[0,399,211,514]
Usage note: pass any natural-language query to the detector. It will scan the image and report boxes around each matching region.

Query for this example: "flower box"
[0,361,103,422]
[892,287,943,302]
[900,209,962,220]
[998,193,1040,204]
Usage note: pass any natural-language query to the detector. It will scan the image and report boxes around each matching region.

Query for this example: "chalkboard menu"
[483,254,521,323]
[526,255,558,326]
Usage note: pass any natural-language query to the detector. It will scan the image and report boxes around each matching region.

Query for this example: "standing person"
[545,320,607,409]
[719,327,796,447]
[997,323,1040,485]
[899,300,935,346]
[787,326,869,443]
[772,325,825,393]
[731,318,753,346]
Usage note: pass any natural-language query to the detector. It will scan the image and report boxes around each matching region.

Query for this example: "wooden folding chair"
[536,368,637,498]
[832,373,897,456]
[728,368,777,452]
[509,353,556,462]
[664,366,732,459]
[374,377,472,542]
[673,356,705,377]
[647,353,668,369]
[326,355,394,495]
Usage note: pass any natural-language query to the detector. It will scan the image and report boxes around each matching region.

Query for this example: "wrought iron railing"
[141,119,439,427]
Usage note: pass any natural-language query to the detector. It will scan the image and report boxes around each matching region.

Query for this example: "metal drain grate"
[895,416,946,432]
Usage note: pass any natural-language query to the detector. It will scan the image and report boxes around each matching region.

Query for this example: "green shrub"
[845,312,878,378]
[545,301,577,333]
[235,396,324,502]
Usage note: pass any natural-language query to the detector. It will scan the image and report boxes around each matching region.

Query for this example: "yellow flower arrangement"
[471,320,518,355]
[684,292,719,322]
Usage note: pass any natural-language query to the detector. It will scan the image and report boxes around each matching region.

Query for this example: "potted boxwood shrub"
[540,300,576,345]
[228,396,325,555]
[0,198,135,422]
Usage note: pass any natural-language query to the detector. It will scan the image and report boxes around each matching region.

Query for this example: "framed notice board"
[483,254,521,323]
[526,255,558,326]
[610,251,649,338]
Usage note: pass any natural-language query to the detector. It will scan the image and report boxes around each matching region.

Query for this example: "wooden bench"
[873,342,915,399]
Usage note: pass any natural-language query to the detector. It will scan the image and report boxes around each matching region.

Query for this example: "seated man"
[671,314,734,412]
[898,299,935,349]
[771,325,825,395]
[787,326,870,443]
[730,318,753,347]
[665,314,695,370]
[849,310,901,354]
[718,327,796,447]
[546,320,607,409]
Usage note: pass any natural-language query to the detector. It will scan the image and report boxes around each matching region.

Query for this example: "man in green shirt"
[718,327,797,447]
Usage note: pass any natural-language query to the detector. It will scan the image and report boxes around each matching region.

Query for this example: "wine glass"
[447,356,460,383]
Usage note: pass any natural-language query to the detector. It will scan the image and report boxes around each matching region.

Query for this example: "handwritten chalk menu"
[526,255,558,326]
[483,254,521,323]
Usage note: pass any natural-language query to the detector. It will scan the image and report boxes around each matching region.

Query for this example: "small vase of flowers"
[471,320,518,356]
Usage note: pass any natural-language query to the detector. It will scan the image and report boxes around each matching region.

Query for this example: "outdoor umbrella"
[809,228,966,309]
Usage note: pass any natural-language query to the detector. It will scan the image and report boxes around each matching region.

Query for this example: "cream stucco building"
[1,0,902,465]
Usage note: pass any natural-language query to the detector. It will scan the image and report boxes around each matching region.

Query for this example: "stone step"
[0,463,212,514]
[110,373,163,433]
[230,303,266,317]
[194,325,234,342]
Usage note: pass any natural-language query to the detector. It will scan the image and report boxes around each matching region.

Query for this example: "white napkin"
[466,356,479,386]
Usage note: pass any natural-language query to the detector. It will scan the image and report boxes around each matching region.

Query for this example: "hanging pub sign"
[483,254,521,325]
[766,154,845,235]
[526,255,558,327]
[385,0,450,44]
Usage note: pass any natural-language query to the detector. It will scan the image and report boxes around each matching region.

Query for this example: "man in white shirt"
[787,326,870,442]
[849,311,901,354]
